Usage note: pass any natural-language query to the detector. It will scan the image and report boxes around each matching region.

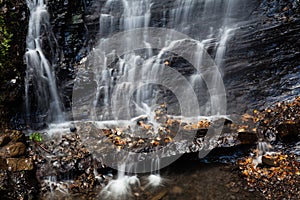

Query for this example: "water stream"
[25,0,64,124]
[79,0,245,198]
[25,0,258,198]
[82,0,244,122]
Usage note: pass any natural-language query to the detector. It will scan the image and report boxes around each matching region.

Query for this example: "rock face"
[42,0,300,119]
[0,0,298,127]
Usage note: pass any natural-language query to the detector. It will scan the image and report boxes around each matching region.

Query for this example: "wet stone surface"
[239,154,300,199]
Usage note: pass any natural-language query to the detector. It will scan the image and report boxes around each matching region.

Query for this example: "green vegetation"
[29,132,43,142]
[0,1,28,127]
[0,15,13,69]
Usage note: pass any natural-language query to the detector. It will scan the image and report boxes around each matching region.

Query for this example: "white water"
[89,0,243,122]
[25,0,64,123]
[27,0,249,198]
[84,0,244,197]
[253,140,274,166]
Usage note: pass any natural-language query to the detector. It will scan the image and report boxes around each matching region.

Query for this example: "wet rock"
[239,154,300,200]
[262,155,279,167]
[70,126,77,132]
[30,129,106,197]
[276,122,300,142]
[150,189,168,200]
[134,116,148,125]
[7,130,25,143]
[237,132,258,145]
[0,169,38,199]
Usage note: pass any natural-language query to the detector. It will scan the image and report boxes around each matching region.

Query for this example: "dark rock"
[262,155,279,167]
[7,130,26,143]
[70,127,77,132]
[276,122,300,142]
[0,158,8,169]
[0,169,38,199]
[237,132,258,145]
[171,186,183,195]
[0,135,11,147]
[196,129,208,137]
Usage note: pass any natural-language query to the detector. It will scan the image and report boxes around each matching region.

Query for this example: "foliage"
[0,1,28,127]
[29,132,43,142]
[0,15,13,69]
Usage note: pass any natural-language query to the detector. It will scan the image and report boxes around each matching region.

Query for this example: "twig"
[36,142,51,153]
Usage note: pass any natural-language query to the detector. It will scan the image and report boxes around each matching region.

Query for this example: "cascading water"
[88,0,245,122]
[25,0,64,124]
[26,0,254,198]
[80,0,247,198]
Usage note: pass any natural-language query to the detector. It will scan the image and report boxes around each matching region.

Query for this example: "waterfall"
[77,0,246,197]
[85,0,244,122]
[25,0,64,124]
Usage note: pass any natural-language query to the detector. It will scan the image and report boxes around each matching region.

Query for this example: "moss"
[0,15,13,67]
[0,1,28,127]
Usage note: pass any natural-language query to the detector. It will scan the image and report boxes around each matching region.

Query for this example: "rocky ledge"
[1,96,300,199]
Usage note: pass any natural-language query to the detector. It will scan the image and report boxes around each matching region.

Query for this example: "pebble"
[171,186,183,195]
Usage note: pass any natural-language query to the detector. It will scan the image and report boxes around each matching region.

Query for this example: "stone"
[171,186,183,195]
[0,157,8,169]
[0,134,11,147]
[150,189,168,200]
[70,127,77,132]
[7,130,24,142]
[276,122,300,142]
[262,155,279,167]
[5,158,34,171]
[237,132,258,144]
[0,142,26,158]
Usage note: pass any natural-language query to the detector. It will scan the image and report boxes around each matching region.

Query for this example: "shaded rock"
[150,189,168,200]
[237,132,258,144]
[0,169,38,199]
[262,155,279,167]
[7,130,25,143]
[171,186,183,195]
[0,134,11,147]
[276,122,300,142]
[0,158,8,169]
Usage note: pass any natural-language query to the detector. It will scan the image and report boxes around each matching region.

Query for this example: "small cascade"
[146,157,162,188]
[215,28,234,74]
[99,0,151,37]
[171,0,196,33]
[253,140,273,166]
[100,160,141,199]
[25,0,64,124]
[100,156,163,199]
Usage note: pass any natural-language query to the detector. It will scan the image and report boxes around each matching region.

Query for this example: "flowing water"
[25,0,64,124]
[77,0,245,122]
[26,0,256,198]
[77,0,246,198]
[24,0,246,123]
